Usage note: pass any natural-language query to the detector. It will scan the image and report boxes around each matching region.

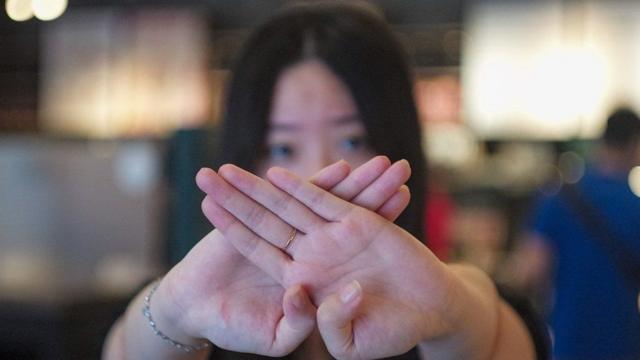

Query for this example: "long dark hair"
[215,2,427,242]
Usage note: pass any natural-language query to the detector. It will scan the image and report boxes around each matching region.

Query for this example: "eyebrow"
[269,114,361,132]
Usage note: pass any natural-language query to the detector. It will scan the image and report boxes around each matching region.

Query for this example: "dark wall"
[0,16,39,132]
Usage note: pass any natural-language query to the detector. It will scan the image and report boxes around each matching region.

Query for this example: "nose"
[298,142,335,179]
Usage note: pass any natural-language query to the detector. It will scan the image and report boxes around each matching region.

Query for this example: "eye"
[268,144,294,160]
[341,136,366,151]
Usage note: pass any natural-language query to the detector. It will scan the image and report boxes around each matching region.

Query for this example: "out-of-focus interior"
[2,0,640,358]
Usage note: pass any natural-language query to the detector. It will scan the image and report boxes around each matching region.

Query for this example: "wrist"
[449,264,500,359]
[418,264,500,360]
[147,278,209,349]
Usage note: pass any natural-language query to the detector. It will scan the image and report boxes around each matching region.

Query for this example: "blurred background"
[2,0,640,358]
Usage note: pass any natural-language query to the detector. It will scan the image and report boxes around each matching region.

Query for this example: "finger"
[272,284,317,355]
[197,167,308,250]
[351,159,411,211]
[377,185,411,221]
[200,196,289,284]
[328,155,391,200]
[309,159,351,189]
[282,285,316,330]
[317,280,363,359]
[266,167,353,221]
[217,164,325,234]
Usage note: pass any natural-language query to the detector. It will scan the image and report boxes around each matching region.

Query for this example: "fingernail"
[338,159,351,170]
[218,164,235,177]
[340,280,361,304]
[197,167,211,176]
[268,167,285,176]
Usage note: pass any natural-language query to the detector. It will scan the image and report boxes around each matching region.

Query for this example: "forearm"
[418,264,534,360]
[490,299,536,359]
[102,282,211,360]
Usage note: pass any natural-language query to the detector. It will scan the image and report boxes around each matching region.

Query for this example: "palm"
[164,229,286,354]
[200,163,456,359]
[168,157,412,356]
[283,208,451,358]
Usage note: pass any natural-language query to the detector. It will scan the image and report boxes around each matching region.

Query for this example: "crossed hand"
[157,157,457,359]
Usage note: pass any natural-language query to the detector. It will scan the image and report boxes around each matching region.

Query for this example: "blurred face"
[257,60,375,178]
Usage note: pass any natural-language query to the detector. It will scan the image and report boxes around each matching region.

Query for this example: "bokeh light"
[5,0,33,21]
[558,151,586,184]
[32,0,66,21]
[629,166,640,198]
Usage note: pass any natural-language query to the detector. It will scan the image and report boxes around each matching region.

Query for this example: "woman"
[104,3,546,359]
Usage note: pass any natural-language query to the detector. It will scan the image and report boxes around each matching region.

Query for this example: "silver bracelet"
[142,280,211,353]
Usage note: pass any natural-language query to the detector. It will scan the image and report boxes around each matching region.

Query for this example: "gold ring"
[284,227,297,250]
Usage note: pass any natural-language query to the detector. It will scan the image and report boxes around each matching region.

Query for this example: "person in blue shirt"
[514,108,640,360]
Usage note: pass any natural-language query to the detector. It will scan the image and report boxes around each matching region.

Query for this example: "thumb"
[271,284,316,355]
[317,280,363,359]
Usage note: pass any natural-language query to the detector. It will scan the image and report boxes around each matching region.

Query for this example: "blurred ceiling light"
[525,47,606,125]
[629,166,640,198]
[464,2,612,140]
[32,0,66,21]
[5,0,33,21]
[40,10,211,138]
